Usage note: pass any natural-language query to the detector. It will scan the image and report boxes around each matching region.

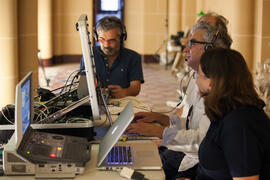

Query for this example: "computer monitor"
[14,72,33,148]
[76,14,100,120]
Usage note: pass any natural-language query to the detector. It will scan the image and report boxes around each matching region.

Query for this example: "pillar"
[0,0,18,107]
[38,0,53,66]
[18,0,38,90]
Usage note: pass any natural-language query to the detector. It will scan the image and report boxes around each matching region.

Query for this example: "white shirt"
[162,72,210,172]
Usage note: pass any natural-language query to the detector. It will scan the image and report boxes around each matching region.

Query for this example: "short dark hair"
[200,48,265,121]
[95,16,126,41]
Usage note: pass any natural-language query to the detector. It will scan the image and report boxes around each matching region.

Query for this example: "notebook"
[97,102,162,170]
[15,72,91,164]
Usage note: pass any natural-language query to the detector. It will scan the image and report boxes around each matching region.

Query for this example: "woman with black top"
[195,48,270,180]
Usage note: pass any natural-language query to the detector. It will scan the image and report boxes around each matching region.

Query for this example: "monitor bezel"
[77,14,101,120]
[14,72,33,148]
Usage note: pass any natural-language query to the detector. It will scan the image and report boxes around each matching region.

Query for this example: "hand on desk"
[134,112,170,126]
[108,85,127,98]
[126,122,164,139]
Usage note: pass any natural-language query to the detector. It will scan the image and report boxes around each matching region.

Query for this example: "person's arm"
[134,111,170,126]
[108,80,141,98]
[126,112,170,137]
[233,176,259,180]
[126,123,165,138]
[163,113,210,152]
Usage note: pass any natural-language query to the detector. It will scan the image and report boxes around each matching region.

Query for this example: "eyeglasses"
[188,39,211,48]
[98,37,118,45]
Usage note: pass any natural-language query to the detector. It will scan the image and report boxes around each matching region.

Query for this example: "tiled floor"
[39,63,180,114]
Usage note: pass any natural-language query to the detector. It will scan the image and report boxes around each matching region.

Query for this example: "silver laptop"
[97,102,162,170]
[14,72,90,164]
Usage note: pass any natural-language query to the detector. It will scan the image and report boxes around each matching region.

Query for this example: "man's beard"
[101,47,119,56]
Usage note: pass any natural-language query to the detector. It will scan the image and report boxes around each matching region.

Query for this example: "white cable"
[0,108,14,124]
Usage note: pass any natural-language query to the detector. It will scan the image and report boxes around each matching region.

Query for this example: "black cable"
[151,71,193,114]
[58,70,79,96]
[151,101,182,114]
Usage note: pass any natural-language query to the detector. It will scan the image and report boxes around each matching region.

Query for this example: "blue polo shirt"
[79,46,144,88]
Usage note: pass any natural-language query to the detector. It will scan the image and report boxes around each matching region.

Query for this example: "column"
[18,0,38,90]
[222,0,255,70]
[38,0,53,66]
[169,0,182,35]
[0,0,18,107]
[181,0,197,31]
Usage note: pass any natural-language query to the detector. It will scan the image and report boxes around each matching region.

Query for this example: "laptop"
[14,72,91,164]
[97,102,162,170]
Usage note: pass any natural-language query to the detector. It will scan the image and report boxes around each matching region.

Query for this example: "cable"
[131,106,151,112]
[66,117,91,123]
[151,101,182,114]
[34,101,50,114]
[58,69,79,95]
[150,71,194,114]
[34,109,48,122]
[0,107,14,124]
[178,70,193,99]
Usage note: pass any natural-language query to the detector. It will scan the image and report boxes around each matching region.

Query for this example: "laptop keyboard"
[122,133,159,140]
[107,146,133,165]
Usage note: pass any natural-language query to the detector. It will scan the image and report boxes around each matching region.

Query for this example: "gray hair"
[198,12,233,48]
[96,16,123,37]
[191,21,230,49]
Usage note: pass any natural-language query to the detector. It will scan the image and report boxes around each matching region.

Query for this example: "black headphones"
[93,16,127,44]
[204,29,219,51]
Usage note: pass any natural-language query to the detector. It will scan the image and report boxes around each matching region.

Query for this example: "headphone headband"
[93,16,127,44]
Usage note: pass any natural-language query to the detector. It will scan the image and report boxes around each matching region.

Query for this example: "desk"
[95,96,151,127]
[0,143,165,180]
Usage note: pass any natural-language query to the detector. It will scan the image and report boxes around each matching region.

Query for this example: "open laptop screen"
[21,76,31,134]
[15,72,33,148]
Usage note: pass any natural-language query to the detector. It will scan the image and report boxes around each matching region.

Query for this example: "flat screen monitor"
[14,72,33,148]
[77,14,100,120]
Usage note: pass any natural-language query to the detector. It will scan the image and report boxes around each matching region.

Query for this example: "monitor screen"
[21,77,31,135]
[15,72,33,148]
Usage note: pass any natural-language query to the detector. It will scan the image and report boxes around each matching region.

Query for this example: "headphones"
[93,16,127,44]
[204,29,219,51]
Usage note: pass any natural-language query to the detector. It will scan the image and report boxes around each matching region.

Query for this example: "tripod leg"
[38,50,50,87]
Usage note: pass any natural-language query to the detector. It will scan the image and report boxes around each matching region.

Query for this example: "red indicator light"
[50,154,56,158]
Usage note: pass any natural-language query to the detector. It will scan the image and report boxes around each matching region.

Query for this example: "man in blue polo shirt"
[79,16,144,98]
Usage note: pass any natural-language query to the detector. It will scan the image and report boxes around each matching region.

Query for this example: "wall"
[201,0,255,69]
[0,0,269,107]
[194,0,270,71]
[53,0,93,56]
[0,0,38,107]
[254,0,270,67]
[38,0,270,70]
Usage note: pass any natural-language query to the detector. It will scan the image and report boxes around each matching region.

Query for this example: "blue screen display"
[21,79,31,135]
